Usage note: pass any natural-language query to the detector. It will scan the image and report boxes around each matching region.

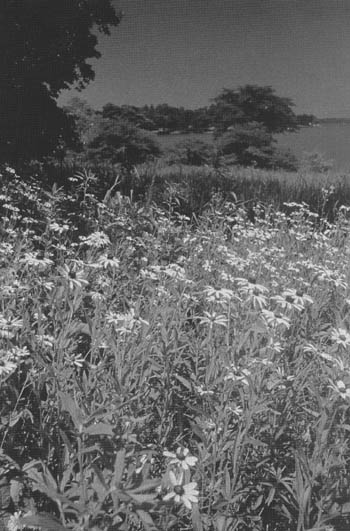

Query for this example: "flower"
[163,447,198,470]
[261,310,290,329]
[204,286,238,304]
[0,356,17,378]
[97,253,120,269]
[57,264,89,290]
[199,311,227,329]
[19,252,53,269]
[163,471,199,509]
[331,327,350,348]
[235,277,269,295]
[6,511,22,531]
[329,379,350,400]
[0,315,23,339]
[271,289,308,312]
[80,231,110,248]
[224,365,251,386]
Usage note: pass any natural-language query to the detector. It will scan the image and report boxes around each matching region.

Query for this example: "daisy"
[199,311,227,329]
[163,471,199,509]
[331,327,350,348]
[163,447,198,470]
[57,264,89,290]
[97,253,120,270]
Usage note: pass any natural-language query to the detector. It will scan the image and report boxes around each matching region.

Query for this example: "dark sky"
[58,0,350,117]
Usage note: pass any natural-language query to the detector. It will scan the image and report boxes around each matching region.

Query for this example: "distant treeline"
[59,86,317,172]
[94,103,317,134]
[318,117,350,124]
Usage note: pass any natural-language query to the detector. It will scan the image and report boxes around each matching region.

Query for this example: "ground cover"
[1,165,350,531]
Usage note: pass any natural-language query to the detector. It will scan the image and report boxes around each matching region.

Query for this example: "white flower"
[19,252,53,268]
[331,327,350,348]
[0,355,17,378]
[163,447,198,470]
[0,315,23,339]
[271,290,304,312]
[80,231,110,248]
[329,379,350,400]
[225,365,251,386]
[261,310,290,329]
[199,311,227,329]
[235,277,269,295]
[6,511,22,531]
[58,264,89,290]
[163,471,199,509]
[97,253,120,269]
[204,286,238,304]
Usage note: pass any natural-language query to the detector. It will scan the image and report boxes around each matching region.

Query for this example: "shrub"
[87,119,161,168]
[170,139,219,166]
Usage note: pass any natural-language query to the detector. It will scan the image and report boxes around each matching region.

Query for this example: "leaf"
[135,509,158,531]
[0,484,11,510]
[113,449,126,486]
[59,392,84,432]
[19,513,68,531]
[192,503,203,531]
[126,492,157,505]
[216,515,227,531]
[10,479,22,505]
[85,422,114,436]
[174,374,192,391]
[245,436,268,448]
[127,479,160,494]
[224,468,231,498]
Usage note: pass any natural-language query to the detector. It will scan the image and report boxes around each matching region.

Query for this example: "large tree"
[212,85,298,134]
[0,0,121,162]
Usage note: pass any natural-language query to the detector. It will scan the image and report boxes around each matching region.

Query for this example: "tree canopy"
[87,119,161,167]
[0,0,121,162]
[212,85,298,134]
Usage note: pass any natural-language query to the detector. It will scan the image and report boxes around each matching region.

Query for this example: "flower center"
[174,486,184,496]
[285,295,294,304]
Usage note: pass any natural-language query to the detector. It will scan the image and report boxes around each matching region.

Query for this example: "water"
[155,123,350,172]
[277,123,350,172]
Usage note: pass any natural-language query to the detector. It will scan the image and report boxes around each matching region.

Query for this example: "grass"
[1,164,350,530]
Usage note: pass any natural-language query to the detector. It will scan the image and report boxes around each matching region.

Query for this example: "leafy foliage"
[87,119,161,167]
[212,85,299,134]
[0,0,121,162]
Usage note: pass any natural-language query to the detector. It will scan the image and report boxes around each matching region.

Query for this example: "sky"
[58,0,350,118]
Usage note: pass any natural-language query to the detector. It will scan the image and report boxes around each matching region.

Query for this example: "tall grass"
[1,164,350,530]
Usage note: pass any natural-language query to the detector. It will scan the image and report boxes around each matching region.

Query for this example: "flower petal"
[182,496,192,509]
[169,471,178,485]
[163,492,176,501]
[163,451,176,459]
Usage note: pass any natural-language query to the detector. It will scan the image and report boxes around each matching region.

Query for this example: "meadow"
[2,163,350,531]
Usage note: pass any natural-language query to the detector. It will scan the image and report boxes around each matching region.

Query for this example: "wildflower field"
[2,165,350,531]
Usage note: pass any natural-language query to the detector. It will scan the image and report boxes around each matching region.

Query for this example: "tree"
[172,139,217,166]
[216,121,298,170]
[296,114,318,126]
[0,0,121,162]
[63,97,101,148]
[87,119,161,167]
[212,85,298,134]
[217,122,274,166]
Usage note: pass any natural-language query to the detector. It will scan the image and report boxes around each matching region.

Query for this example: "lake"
[156,123,350,172]
[277,123,350,172]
